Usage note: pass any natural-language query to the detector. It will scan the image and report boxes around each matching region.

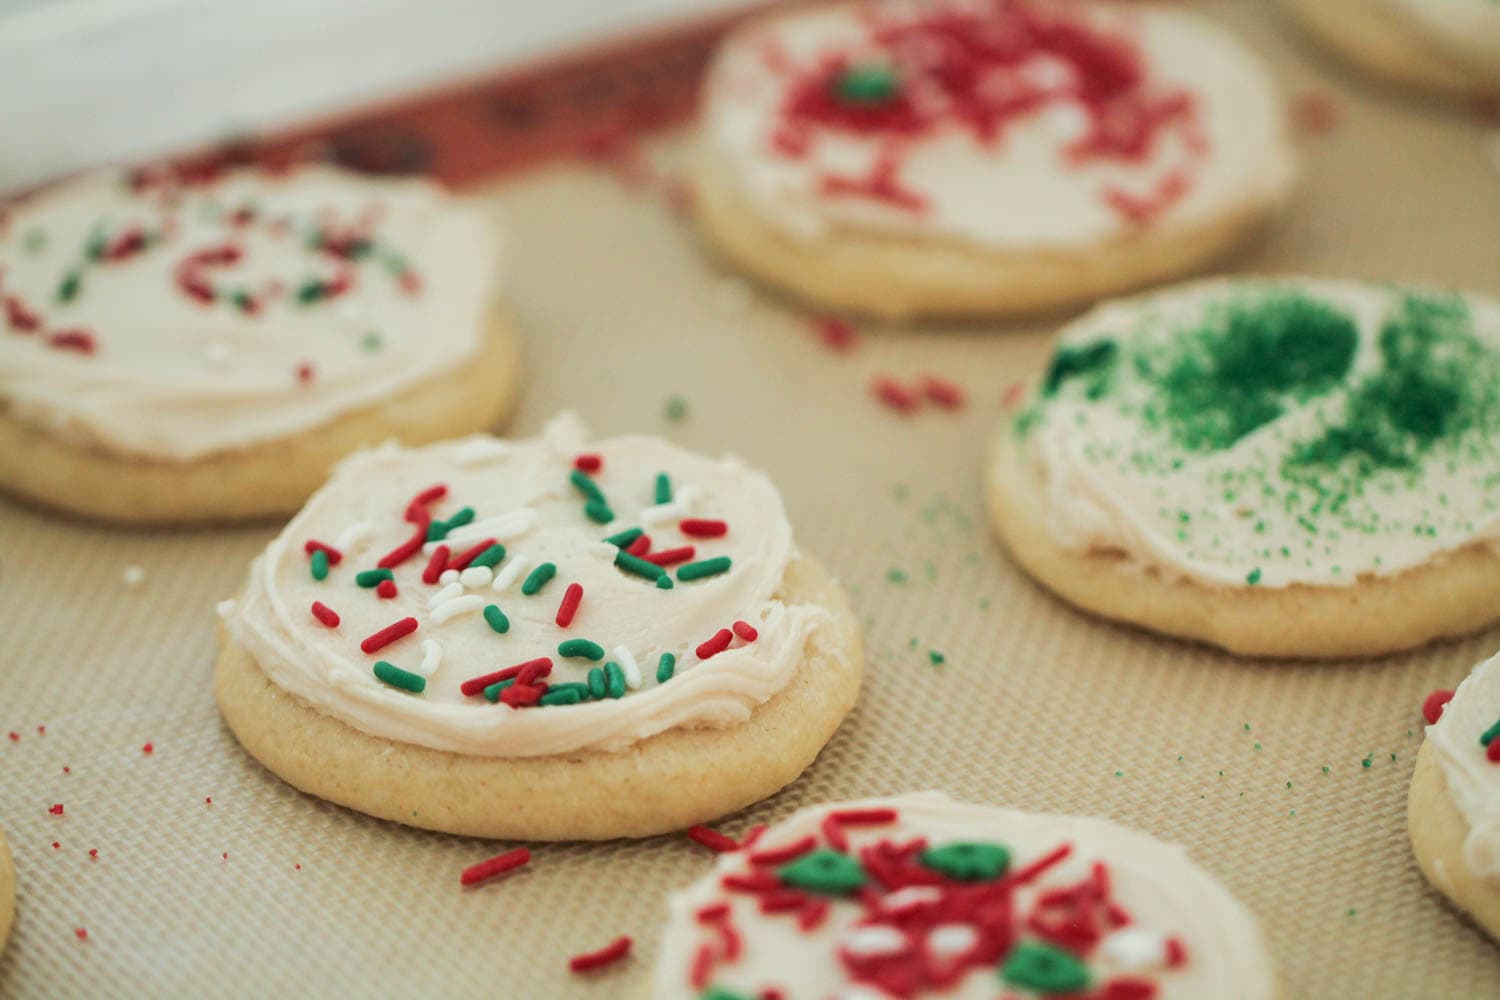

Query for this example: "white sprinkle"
[460,565,493,588]
[439,569,460,585]
[639,500,687,526]
[334,520,374,553]
[455,438,512,466]
[121,565,145,587]
[490,554,531,592]
[613,646,642,689]
[583,541,619,559]
[1101,927,1169,971]
[675,484,703,512]
[215,599,237,619]
[840,925,907,957]
[713,277,753,313]
[427,582,464,609]
[928,923,977,957]
[416,640,443,678]
[430,595,486,624]
[427,509,537,551]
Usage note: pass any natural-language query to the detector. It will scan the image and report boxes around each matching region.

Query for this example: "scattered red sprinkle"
[37,724,45,735]
[1002,380,1026,408]
[223,853,229,861]
[696,628,734,660]
[820,813,848,852]
[449,538,498,572]
[732,620,758,642]
[830,807,897,827]
[1101,979,1157,1000]
[421,545,451,585]
[62,766,70,774]
[680,518,728,538]
[460,847,531,887]
[74,928,88,942]
[695,902,731,923]
[741,825,768,851]
[88,848,98,860]
[398,270,423,295]
[310,601,340,628]
[410,484,448,508]
[360,616,418,654]
[748,834,817,866]
[377,523,428,569]
[810,315,860,352]
[295,362,315,385]
[872,375,919,413]
[573,453,603,473]
[689,942,716,988]
[568,935,632,974]
[48,329,97,354]
[920,375,966,410]
[205,797,212,805]
[1165,935,1188,967]
[302,539,344,565]
[459,657,553,697]
[3,295,40,332]
[555,583,585,628]
[142,742,154,755]
[375,578,398,599]
[6,731,16,742]
[48,803,64,816]
[797,898,830,931]
[1422,689,1455,725]
[499,683,546,708]
[294,863,302,871]
[625,534,651,557]
[644,546,695,566]
[1293,90,1341,135]
[51,842,60,850]
[1488,740,1500,764]
[687,825,739,853]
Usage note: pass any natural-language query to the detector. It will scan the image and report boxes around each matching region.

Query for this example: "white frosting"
[651,793,1274,998]
[223,414,828,757]
[705,0,1293,250]
[1379,0,1500,83]
[0,165,500,460]
[1427,650,1500,883]
[1019,278,1500,588]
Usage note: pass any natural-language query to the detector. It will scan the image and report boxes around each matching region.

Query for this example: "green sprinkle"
[778,849,866,895]
[373,661,425,693]
[584,500,615,524]
[1361,755,1373,768]
[482,604,510,634]
[1481,718,1500,746]
[1000,942,1090,993]
[483,678,516,702]
[310,549,330,581]
[296,278,327,304]
[426,506,475,541]
[1246,567,1263,585]
[928,650,945,666]
[604,661,626,699]
[920,842,1010,882]
[356,568,393,588]
[471,543,506,570]
[654,473,672,504]
[230,289,255,313]
[604,527,643,547]
[360,330,384,352]
[1322,766,1330,773]
[663,395,688,421]
[587,667,606,699]
[834,62,900,104]
[558,638,605,661]
[615,550,666,582]
[521,562,557,595]
[886,568,908,584]
[57,269,82,304]
[657,652,676,683]
[656,575,675,590]
[678,556,732,582]
[1114,770,1124,777]
[539,684,587,706]
[570,468,606,504]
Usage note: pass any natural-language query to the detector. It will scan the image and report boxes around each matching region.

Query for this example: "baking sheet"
[3,1,1500,996]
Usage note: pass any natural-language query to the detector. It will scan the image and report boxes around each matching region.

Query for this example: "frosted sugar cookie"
[987,278,1500,658]
[0,827,12,952]
[1411,651,1500,941]
[1283,0,1500,98]
[215,414,862,840]
[695,0,1295,319]
[647,793,1277,998]
[0,164,517,524]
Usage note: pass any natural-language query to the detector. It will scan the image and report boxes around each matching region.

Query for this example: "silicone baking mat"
[3,1,1499,996]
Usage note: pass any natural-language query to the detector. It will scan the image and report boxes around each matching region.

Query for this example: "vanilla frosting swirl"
[704,0,1293,250]
[1427,650,1500,883]
[0,165,500,460]
[651,792,1274,999]
[1016,278,1500,588]
[221,415,827,757]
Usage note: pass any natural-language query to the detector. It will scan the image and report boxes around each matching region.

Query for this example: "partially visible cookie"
[987,277,1500,658]
[216,414,863,840]
[695,0,1295,319]
[0,164,517,524]
[1282,0,1500,98]
[0,826,14,953]
[646,792,1277,998]
[1411,652,1500,941]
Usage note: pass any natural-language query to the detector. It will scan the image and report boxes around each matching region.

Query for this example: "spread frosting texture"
[1427,650,1500,883]
[1015,278,1500,588]
[651,792,1274,999]
[0,164,499,460]
[704,0,1293,249]
[221,414,828,757]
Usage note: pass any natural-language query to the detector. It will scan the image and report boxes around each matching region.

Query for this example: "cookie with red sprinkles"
[214,414,863,839]
[1410,648,1500,942]
[646,793,1277,998]
[693,0,1294,319]
[0,163,519,524]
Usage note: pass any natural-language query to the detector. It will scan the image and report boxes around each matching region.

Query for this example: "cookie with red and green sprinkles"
[0,162,518,524]
[214,413,863,840]
[0,826,13,953]
[988,277,1500,658]
[1411,648,1500,941]
[647,793,1277,999]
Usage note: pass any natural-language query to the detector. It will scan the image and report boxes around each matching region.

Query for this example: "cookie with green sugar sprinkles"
[215,413,860,840]
[993,278,1500,658]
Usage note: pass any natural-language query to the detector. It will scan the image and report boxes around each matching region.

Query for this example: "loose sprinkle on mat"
[688,826,739,853]
[459,847,531,887]
[1422,689,1455,725]
[872,375,919,413]
[568,935,632,974]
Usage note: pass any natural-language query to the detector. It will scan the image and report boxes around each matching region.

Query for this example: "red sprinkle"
[625,534,652,557]
[460,847,531,887]
[820,813,848,853]
[48,329,97,354]
[872,376,919,413]
[448,538,498,572]
[695,902,731,923]
[360,616,418,654]
[920,375,966,410]
[748,834,817,866]
[295,362,315,385]
[828,807,898,827]
[1422,689,1455,725]
[644,545,695,566]
[421,545,450,585]
[375,578,398,599]
[141,742,154,755]
[310,601,340,628]
[1293,90,1341,135]
[568,935,632,974]
[797,898,830,931]
[1488,741,1500,764]
[696,628,734,660]
[732,620,758,642]
[811,315,859,352]
[410,484,448,509]
[302,539,343,564]
[574,453,603,473]
[500,683,546,708]
[1165,935,1188,968]
[6,732,16,742]
[689,943,716,989]
[1101,980,1157,1000]
[74,928,88,942]
[555,583,585,628]
[88,848,99,860]
[459,657,553,697]
[49,803,64,815]
[688,825,740,853]
[4,295,40,332]
[377,524,428,569]
[680,518,728,538]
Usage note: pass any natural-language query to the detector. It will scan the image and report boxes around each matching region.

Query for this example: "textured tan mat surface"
[3,2,1500,996]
